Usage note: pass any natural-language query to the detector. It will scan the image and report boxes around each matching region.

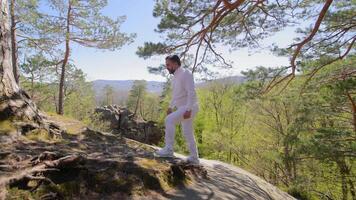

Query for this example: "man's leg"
[163,107,186,152]
[181,106,199,160]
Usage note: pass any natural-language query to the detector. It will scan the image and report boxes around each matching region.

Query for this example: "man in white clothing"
[154,55,200,165]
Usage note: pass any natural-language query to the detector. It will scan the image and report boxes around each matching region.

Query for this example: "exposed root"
[0,154,82,197]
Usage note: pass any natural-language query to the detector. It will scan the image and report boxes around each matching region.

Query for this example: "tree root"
[0,153,82,199]
[40,192,60,200]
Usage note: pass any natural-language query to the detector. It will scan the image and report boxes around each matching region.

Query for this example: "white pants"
[164,105,199,158]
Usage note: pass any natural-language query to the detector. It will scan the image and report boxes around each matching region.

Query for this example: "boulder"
[95,105,164,145]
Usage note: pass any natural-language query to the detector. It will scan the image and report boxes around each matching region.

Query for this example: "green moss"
[136,158,169,170]
[25,129,50,141]
[135,158,189,191]
[25,128,62,143]
[24,181,81,200]
[56,181,81,197]
[94,172,109,182]
[0,120,16,134]
[114,178,127,186]
[6,187,33,200]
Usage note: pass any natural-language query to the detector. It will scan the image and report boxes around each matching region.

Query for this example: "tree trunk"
[292,159,297,181]
[338,159,356,200]
[283,142,292,185]
[30,71,34,98]
[9,0,19,84]
[0,0,41,122]
[337,159,350,200]
[345,90,356,133]
[349,178,356,200]
[58,1,72,115]
[228,148,232,163]
[340,168,348,200]
[133,91,141,116]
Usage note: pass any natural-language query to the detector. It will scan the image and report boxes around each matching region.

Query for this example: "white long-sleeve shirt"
[169,67,198,111]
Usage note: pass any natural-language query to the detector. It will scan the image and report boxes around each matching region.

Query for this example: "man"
[154,55,200,165]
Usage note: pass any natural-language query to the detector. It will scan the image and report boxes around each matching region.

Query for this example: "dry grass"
[46,113,86,134]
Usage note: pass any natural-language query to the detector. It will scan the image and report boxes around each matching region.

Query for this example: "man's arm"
[169,98,174,109]
[184,71,197,111]
[167,100,174,115]
[168,80,175,115]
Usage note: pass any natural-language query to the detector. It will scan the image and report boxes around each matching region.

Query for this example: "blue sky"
[71,0,297,82]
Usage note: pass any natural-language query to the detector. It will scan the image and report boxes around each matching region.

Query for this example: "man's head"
[165,55,181,74]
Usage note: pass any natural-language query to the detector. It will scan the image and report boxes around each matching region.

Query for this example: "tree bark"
[9,0,19,84]
[30,71,34,98]
[345,90,356,133]
[133,90,141,116]
[337,159,356,200]
[0,0,42,122]
[337,159,355,200]
[283,144,292,185]
[58,0,72,115]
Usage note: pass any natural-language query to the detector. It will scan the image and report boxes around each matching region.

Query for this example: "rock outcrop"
[0,115,296,200]
[0,128,205,200]
[95,105,164,145]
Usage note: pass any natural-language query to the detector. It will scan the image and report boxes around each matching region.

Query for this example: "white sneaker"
[154,147,174,158]
[186,156,200,165]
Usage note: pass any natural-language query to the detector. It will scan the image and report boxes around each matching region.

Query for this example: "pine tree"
[36,0,135,115]
[0,0,42,122]
[126,80,147,117]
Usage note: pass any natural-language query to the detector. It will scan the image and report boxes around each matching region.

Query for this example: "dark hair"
[165,55,181,66]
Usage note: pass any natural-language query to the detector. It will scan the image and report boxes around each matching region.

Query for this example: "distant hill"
[196,75,246,88]
[92,80,164,105]
[93,76,245,93]
[92,76,246,105]
[92,80,164,94]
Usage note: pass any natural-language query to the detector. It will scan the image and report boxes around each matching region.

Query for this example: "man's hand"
[183,110,192,119]
[167,107,173,115]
